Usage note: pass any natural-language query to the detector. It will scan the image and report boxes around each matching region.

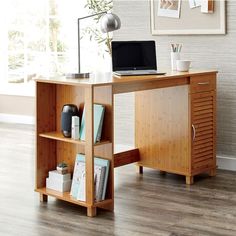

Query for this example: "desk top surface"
[35,70,217,87]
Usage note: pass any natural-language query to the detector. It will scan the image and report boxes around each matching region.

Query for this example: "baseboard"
[0,113,35,125]
[217,155,236,171]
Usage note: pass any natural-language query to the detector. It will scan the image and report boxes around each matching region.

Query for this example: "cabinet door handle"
[192,124,196,141]
[198,82,210,85]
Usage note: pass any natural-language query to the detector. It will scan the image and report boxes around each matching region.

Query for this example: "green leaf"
[83,0,113,55]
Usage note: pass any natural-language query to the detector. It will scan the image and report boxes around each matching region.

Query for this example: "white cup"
[171,52,180,71]
[176,60,191,72]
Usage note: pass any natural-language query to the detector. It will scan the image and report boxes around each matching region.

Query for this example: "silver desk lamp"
[67,12,121,79]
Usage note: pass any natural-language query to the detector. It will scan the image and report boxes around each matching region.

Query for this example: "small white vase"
[171,52,181,71]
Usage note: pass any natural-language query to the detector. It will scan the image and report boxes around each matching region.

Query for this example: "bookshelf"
[35,81,114,217]
[35,71,217,217]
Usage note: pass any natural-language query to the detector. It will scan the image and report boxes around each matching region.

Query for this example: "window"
[0,0,111,96]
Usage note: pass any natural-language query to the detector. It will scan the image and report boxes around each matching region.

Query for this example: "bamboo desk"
[35,70,217,216]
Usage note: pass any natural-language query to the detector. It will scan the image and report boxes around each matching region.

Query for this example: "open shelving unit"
[35,80,115,217]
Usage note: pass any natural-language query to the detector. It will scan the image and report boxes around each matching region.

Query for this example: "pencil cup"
[171,52,180,71]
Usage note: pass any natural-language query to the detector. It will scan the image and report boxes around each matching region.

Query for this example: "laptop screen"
[111,41,157,71]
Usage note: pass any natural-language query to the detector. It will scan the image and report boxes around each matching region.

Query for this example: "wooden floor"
[1,123,236,236]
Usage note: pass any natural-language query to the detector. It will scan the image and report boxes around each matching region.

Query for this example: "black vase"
[61,104,79,137]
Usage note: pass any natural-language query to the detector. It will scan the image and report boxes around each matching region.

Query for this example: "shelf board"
[114,148,140,168]
[39,131,111,146]
[35,187,113,208]
[36,187,87,206]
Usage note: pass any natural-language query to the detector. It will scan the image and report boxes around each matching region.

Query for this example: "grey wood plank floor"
[0,123,236,236]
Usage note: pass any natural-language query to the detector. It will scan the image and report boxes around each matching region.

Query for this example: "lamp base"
[65,72,90,79]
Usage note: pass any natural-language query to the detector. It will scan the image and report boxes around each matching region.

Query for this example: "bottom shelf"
[35,187,113,208]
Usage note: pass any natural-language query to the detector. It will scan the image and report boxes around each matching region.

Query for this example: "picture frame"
[150,0,226,35]
[157,0,181,18]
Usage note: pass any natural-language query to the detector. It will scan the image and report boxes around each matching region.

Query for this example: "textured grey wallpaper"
[113,0,236,159]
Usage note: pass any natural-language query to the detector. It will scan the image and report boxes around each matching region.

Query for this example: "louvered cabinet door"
[190,75,216,176]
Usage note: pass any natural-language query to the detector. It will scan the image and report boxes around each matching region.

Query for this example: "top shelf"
[39,131,111,146]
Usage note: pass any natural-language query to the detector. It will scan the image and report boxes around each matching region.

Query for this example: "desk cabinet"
[136,73,216,184]
[189,74,216,184]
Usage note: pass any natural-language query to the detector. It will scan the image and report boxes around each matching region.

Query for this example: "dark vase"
[61,104,79,137]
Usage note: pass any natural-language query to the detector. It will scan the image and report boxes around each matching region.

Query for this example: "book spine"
[102,161,110,200]
[96,108,105,142]
[79,107,85,140]
[97,167,106,201]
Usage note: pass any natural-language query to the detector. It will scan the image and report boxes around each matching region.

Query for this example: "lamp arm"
[106,32,112,55]
[78,11,107,21]
[77,11,107,74]
[78,19,80,74]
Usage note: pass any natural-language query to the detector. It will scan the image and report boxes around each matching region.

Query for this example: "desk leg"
[209,168,216,177]
[186,176,194,185]
[87,207,97,217]
[136,165,143,174]
[40,193,48,202]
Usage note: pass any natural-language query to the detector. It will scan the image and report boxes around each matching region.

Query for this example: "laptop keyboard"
[114,70,166,76]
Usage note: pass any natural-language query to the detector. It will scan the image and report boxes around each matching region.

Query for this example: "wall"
[0,94,35,124]
[113,0,236,168]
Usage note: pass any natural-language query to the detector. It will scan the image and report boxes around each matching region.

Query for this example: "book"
[96,107,105,142]
[76,162,86,201]
[80,104,105,143]
[94,157,110,201]
[70,161,86,199]
[70,153,110,202]
[94,165,106,201]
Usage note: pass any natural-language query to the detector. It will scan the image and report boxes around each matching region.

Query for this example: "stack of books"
[80,104,105,143]
[70,153,110,202]
[46,170,72,192]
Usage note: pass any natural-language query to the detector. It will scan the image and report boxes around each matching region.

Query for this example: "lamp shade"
[100,13,121,33]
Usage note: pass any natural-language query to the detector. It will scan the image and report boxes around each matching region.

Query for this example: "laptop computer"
[111,41,165,76]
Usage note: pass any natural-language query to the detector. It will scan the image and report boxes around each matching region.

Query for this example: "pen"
[171,43,182,52]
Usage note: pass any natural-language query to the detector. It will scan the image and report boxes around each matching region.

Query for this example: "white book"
[76,164,86,201]
[70,162,85,199]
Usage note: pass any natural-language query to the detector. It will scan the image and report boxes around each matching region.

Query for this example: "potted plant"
[84,0,113,55]
[57,162,68,174]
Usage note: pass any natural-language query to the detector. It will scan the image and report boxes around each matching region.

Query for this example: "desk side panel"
[36,82,57,189]
[135,85,191,175]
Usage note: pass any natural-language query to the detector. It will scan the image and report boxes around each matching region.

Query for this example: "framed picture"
[151,0,226,35]
[158,0,181,18]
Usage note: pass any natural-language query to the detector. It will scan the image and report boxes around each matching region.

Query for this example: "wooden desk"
[35,70,217,216]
